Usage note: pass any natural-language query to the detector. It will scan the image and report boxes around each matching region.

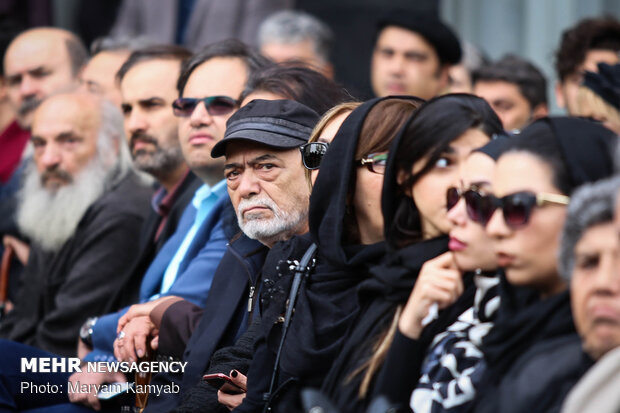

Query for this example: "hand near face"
[398,251,464,339]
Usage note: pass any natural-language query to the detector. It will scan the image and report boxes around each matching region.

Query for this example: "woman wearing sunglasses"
[369,138,510,413]
[230,97,421,413]
[470,117,616,413]
[319,94,501,413]
[300,101,361,187]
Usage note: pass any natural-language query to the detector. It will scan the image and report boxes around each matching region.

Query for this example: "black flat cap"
[211,99,320,158]
[376,10,462,65]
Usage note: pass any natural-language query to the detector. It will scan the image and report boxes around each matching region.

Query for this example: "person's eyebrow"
[224,162,243,170]
[470,179,491,187]
[248,154,280,165]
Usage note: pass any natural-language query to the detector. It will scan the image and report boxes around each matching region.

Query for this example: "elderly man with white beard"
[0,91,152,357]
[111,99,318,412]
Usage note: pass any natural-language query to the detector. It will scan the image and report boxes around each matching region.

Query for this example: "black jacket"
[143,231,267,412]
[0,171,152,356]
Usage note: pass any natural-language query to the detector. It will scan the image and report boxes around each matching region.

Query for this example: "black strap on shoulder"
[262,242,318,411]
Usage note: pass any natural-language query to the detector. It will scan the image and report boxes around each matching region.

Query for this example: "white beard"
[236,195,307,245]
[16,157,111,252]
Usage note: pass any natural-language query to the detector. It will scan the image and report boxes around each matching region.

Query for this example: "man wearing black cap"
[117,99,319,412]
[371,10,462,100]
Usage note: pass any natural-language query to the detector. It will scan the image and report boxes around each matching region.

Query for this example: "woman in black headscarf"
[470,117,616,413]
[320,94,502,413]
[232,96,423,413]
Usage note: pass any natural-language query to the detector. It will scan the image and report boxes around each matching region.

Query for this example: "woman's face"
[310,111,350,185]
[447,152,498,271]
[409,128,490,239]
[486,151,568,296]
[353,153,386,244]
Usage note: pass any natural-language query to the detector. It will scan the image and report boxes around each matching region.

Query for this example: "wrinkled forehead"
[5,33,71,73]
[33,96,101,138]
[224,140,299,164]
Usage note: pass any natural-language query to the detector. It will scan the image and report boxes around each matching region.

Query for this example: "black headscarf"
[473,116,616,410]
[321,100,480,413]
[515,117,616,190]
[258,97,414,408]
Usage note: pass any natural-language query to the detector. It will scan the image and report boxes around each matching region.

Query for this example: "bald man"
[0,92,152,356]
[4,27,88,129]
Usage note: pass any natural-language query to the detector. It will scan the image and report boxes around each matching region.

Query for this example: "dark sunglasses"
[300,142,329,170]
[447,186,491,225]
[448,187,570,228]
[172,96,238,117]
[357,152,388,175]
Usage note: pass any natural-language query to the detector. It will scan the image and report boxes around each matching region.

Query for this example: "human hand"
[399,252,464,339]
[217,370,247,411]
[3,235,30,265]
[117,296,178,333]
[113,315,157,362]
[67,369,127,411]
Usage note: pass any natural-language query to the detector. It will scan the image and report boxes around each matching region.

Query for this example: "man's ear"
[532,103,549,120]
[396,168,412,197]
[437,64,451,91]
[555,82,566,109]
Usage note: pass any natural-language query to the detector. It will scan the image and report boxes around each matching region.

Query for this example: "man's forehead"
[224,142,294,163]
[5,34,69,72]
[183,57,247,98]
[33,96,100,136]
[121,59,180,96]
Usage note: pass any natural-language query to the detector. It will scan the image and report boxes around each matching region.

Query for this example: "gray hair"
[258,10,333,63]
[559,176,620,281]
[90,35,154,55]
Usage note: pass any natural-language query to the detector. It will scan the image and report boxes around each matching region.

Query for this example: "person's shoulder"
[90,171,153,218]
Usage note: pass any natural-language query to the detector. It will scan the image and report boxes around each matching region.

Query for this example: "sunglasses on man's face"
[448,187,570,228]
[300,142,329,170]
[172,96,238,117]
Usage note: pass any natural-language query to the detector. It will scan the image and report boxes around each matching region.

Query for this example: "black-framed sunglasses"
[448,187,570,228]
[172,96,238,117]
[300,142,329,170]
[357,152,388,175]
[447,186,491,225]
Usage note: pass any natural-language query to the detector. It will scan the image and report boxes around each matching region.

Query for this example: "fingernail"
[230,370,238,378]
[137,349,144,358]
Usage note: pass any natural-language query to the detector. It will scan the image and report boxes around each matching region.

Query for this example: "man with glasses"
[112,99,318,412]
[0,40,272,413]
[67,40,272,411]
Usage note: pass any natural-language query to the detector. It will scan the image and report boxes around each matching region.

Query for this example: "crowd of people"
[0,5,619,413]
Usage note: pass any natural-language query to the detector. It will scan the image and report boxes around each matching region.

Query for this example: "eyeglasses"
[449,187,570,228]
[357,152,388,175]
[300,142,329,170]
[447,186,492,225]
[172,96,238,117]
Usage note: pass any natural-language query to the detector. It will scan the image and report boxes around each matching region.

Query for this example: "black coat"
[143,232,267,412]
[471,283,591,413]
[0,171,152,356]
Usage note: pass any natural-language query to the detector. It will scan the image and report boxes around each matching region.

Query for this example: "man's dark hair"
[116,44,193,83]
[177,39,274,96]
[473,54,548,108]
[555,16,620,82]
[65,36,89,76]
[240,64,354,115]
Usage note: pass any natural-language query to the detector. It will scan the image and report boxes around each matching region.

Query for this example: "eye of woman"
[434,156,452,169]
